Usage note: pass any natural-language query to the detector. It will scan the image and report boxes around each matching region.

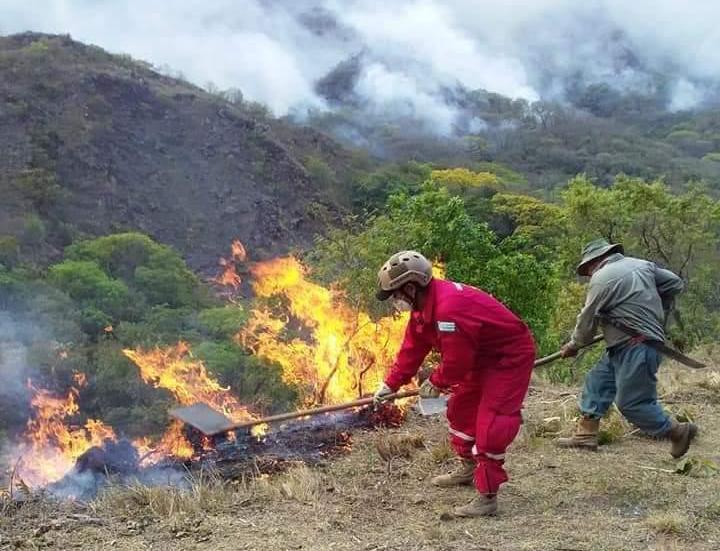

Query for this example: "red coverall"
[384,279,536,495]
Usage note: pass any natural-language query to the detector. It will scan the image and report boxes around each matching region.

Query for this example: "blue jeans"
[580,341,671,436]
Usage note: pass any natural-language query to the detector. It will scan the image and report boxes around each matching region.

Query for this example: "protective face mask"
[392,298,413,312]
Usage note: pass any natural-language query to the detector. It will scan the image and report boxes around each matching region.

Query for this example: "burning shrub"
[9,379,119,487]
[4,244,413,494]
[239,256,407,406]
[75,439,139,474]
[197,306,248,340]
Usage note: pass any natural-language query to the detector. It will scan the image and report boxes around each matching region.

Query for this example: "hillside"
[309,67,720,192]
[3,32,720,276]
[0,33,358,271]
[2,354,719,551]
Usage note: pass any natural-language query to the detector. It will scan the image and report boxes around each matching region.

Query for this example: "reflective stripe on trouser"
[445,351,534,494]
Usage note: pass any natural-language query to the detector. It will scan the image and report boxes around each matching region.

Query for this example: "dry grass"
[253,463,325,503]
[700,500,720,521]
[0,489,10,516]
[92,462,329,519]
[598,404,634,444]
[660,344,720,400]
[92,468,244,519]
[514,390,579,450]
[646,512,689,535]
[698,371,720,392]
[375,431,426,461]
[428,439,455,463]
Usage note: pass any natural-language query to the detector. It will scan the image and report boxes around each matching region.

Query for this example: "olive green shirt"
[570,254,684,348]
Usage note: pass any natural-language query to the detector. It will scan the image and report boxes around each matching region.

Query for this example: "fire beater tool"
[170,335,605,436]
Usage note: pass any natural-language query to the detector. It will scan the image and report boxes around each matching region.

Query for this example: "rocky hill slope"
[0,33,354,270]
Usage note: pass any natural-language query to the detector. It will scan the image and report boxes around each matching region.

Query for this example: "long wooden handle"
[533,334,604,367]
[227,335,604,431]
[228,390,420,430]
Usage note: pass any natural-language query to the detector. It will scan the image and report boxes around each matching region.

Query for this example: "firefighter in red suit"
[373,251,536,517]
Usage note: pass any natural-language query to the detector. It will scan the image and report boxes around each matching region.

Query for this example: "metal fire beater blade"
[170,403,235,435]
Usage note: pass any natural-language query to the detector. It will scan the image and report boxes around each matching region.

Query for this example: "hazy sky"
[2,1,719,129]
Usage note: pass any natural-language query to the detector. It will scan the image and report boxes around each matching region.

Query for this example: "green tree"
[194,341,297,412]
[431,168,500,189]
[352,162,431,211]
[491,193,566,255]
[48,259,131,321]
[197,306,248,340]
[20,214,47,250]
[499,175,720,348]
[312,184,559,349]
[66,232,203,308]
[14,168,64,214]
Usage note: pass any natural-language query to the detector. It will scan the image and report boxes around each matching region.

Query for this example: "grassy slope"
[2,351,719,551]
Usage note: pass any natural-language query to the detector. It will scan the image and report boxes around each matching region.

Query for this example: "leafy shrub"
[197,306,248,340]
[20,214,46,249]
[0,235,19,268]
[48,259,131,319]
[66,233,204,309]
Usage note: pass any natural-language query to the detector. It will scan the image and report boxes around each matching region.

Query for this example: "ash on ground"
[40,403,404,500]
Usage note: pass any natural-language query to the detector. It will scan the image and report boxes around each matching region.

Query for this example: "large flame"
[123,342,252,422]
[10,380,117,487]
[238,257,407,405]
[8,250,419,488]
[122,342,255,460]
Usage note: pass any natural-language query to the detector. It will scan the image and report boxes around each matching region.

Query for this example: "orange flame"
[123,342,256,460]
[230,240,247,262]
[123,342,252,422]
[154,420,194,461]
[238,257,407,405]
[10,248,422,487]
[10,382,117,487]
[214,239,247,288]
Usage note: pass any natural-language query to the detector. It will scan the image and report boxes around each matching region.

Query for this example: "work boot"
[453,494,497,517]
[431,458,475,487]
[668,420,698,459]
[555,416,600,451]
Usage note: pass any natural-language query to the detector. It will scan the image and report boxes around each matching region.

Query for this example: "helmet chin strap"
[394,284,418,310]
[392,297,413,313]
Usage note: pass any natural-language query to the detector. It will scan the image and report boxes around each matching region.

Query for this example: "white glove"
[373,382,394,405]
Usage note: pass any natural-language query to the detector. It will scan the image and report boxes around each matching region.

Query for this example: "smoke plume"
[2,0,719,131]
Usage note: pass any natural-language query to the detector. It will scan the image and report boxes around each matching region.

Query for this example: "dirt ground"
[2,353,720,551]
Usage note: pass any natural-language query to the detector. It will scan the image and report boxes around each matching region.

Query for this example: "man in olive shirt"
[557,239,697,458]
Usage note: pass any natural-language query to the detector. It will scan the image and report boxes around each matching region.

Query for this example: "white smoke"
[0,313,32,402]
[1,0,719,129]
